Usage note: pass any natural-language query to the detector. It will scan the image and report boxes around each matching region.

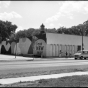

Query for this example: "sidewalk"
[0,71,88,84]
[0,54,34,61]
[0,54,74,61]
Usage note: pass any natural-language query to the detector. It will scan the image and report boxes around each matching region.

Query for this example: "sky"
[0,1,88,32]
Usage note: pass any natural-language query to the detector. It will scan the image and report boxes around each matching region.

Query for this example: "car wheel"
[84,58,86,60]
[80,56,83,60]
[75,58,77,60]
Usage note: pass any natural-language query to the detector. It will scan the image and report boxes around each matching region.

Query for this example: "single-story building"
[0,24,88,58]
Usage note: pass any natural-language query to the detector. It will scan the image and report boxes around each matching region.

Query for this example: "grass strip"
[1,75,88,87]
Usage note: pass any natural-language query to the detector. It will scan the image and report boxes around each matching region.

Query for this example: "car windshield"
[82,51,88,54]
[77,50,88,54]
[77,51,81,53]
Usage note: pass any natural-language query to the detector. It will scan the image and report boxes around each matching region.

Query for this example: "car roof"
[82,50,88,51]
[77,50,88,52]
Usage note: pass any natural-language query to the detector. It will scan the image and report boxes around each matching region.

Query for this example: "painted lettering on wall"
[33,39,46,56]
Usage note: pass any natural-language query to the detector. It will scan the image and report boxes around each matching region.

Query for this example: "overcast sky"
[0,1,88,32]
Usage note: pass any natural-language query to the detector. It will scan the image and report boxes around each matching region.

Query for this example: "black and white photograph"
[0,0,88,87]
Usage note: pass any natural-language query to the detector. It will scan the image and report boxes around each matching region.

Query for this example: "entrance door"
[77,45,81,51]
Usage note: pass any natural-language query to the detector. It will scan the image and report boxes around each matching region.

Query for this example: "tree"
[15,28,37,39]
[45,28,57,33]
[15,30,26,40]
[82,20,88,36]
[0,20,17,41]
[14,19,88,42]
[32,29,40,36]
[26,28,35,37]
[57,27,67,34]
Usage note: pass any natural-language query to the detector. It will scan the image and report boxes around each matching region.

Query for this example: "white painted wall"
[19,38,31,55]
[52,44,55,56]
[46,33,88,50]
[46,44,80,57]
[14,43,21,55]
[11,42,16,54]
[46,44,52,57]
[55,44,59,56]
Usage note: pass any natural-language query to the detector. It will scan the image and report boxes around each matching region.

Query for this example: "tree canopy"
[1,19,88,42]
[15,20,88,40]
[0,20,17,41]
[57,20,88,36]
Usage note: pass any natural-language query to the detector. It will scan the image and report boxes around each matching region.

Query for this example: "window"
[82,51,88,54]
[77,45,81,51]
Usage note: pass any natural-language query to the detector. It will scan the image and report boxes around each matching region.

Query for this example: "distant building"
[0,24,88,58]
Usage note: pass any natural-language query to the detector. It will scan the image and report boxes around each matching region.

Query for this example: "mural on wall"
[14,43,21,55]
[0,31,47,56]
[0,24,47,57]
[11,42,16,54]
[0,44,1,54]
[19,38,32,55]
[33,30,46,56]
[1,41,11,55]
[28,36,37,54]
[33,39,46,56]
[0,37,33,55]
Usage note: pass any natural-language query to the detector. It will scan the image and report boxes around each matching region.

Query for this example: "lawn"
[1,75,88,87]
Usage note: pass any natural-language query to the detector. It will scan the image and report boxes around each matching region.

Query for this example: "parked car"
[74,50,88,60]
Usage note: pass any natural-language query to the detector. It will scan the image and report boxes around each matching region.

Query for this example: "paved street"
[0,55,88,76]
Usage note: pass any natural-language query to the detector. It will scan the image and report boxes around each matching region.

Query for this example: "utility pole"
[11,31,17,58]
[82,22,86,51]
[14,34,17,59]
[82,28,84,51]
[79,24,84,52]
[15,40,17,58]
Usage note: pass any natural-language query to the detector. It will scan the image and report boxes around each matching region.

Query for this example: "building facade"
[0,24,88,58]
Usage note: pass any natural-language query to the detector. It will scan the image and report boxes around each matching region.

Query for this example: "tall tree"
[82,20,88,36]
[45,28,57,33]
[0,20,17,41]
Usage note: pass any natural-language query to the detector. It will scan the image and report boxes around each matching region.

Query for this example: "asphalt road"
[0,59,88,75]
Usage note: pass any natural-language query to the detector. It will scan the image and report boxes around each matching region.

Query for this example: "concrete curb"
[0,71,88,85]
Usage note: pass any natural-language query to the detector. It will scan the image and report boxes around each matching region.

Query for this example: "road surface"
[0,59,88,75]
[0,59,88,69]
